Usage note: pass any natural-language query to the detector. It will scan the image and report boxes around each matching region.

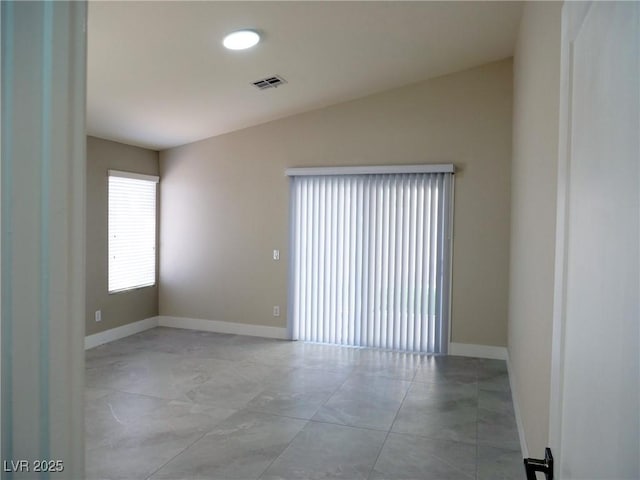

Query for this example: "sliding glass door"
[288,168,453,353]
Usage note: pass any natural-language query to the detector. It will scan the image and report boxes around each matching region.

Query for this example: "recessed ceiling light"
[223,30,260,50]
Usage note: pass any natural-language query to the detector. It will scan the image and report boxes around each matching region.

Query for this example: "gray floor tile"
[354,350,422,380]
[295,344,361,374]
[477,444,524,480]
[261,421,386,480]
[85,350,151,389]
[246,388,334,419]
[242,344,308,368]
[183,360,295,409]
[391,382,478,444]
[85,328,523,480]
[408,380,478,404]
[370,433,476,480]
[85,391,235,480]
[187,336,287,363]
[476,359,510,393]
[479,388,515,416]
[85,336,153,367]
[413,356,479,384]
[312,374,411,431]
[150,410,306,480]
[270,366,351,393]
[245,367,350,418]
[478,370,511,392]
[85,390,167,450]
[185,376,267,410]
[477,407,521,450]
[477,358,508,374]
[86,351,226,400]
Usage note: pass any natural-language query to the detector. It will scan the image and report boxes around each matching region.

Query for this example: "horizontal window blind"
[289,172,453,353]
[108,172,158,293]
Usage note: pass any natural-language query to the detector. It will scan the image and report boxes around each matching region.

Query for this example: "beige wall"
[159,59,513,347]
[508,2,562,455]
[86,136,160,335]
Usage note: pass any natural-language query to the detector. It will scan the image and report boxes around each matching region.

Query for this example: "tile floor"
[85,327,523,480]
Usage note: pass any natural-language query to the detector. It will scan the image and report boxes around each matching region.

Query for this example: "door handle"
[524,448,553,480]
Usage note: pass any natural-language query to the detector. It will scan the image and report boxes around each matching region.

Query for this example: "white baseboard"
[507,352,529,458]
[157,315,289,340]
[449,342,508,360]
[85,316,159,350]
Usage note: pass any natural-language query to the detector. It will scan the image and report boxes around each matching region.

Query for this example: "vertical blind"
[289,171,453,353]
[108,170,158,293]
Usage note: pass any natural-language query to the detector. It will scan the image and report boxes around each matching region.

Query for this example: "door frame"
[548,2,594,463]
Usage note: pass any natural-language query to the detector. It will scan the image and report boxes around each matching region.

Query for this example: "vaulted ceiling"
[87,1,523,150]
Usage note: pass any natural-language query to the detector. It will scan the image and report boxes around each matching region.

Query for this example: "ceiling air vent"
[252,75,287,90]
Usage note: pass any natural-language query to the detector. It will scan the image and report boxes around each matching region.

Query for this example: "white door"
[550,2,639,478]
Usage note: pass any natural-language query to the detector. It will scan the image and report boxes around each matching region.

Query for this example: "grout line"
[365,379,413,480]
[255,351,413,479]
[242,407,317,424]
[244,353,360,479]
[314,363,358,408]
[305,417,392,434]
[415,437,477,479]
[254,418,311,479]
[144,431,208,480]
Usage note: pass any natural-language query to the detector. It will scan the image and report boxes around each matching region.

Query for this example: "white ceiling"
[87,1,523,151]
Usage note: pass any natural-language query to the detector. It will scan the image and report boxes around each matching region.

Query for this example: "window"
[288,166,454,353]
[108,170,159,293]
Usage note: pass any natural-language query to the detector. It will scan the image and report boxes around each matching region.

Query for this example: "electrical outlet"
[273,249,280,260]
[95,310,102,322]
[273,306,280,317]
